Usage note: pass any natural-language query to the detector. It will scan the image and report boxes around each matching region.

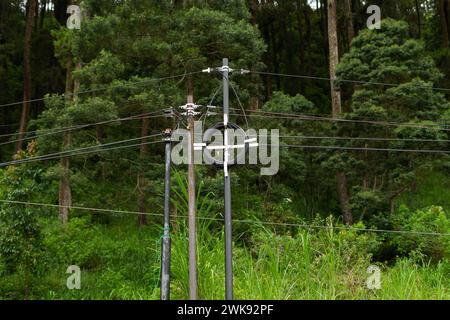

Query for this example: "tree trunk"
[59,56,77,225]
[95,125,103,143]
[137,117,150,226]
[344,0,354,48]
[327,0,341,117]
[15,0,37,155]
[327,0,353,225]
[446,0,450,41]
[59,131,72,225]
[54,0,70,25]
[39,0,47,30]
[439,0,449,47]
[321,0,328,62]
[415,0,422,38]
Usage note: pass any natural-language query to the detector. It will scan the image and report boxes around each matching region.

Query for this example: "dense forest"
[0,0,449,300]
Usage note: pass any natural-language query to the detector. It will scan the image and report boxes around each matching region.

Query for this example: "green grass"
[2,214,446,300]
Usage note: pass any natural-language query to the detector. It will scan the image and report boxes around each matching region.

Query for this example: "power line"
[214,105,450,131]
[0,71,203,109]
[0,110,168,147]
[231,110,450,132]
[220,105,450,129]
[1,199,448,237]
[264,144,450,154]
[228,76,249,129]
[250,70,450,92]
[0,106,167,140]
[2,140,165,166]
[271,134,450,143]
[0,136,165,167]
[7,130,446,169]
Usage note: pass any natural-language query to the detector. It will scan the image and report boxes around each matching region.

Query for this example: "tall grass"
[1,214,448,300]
[168,221,449,300]
[1,171,448,300]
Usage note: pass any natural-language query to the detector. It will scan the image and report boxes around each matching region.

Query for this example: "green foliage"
[391,205,450,261]
[262,91,315,114]
[0,156,43,278]
[350,189,385,220]
[335,18,450,220]
[0,211,448,300]
[1,2,450,300]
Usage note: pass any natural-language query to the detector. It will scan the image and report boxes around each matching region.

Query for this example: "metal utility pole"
[202,58,250,300]
[187,79,198,300]
[222,58,233,300]
[160,129,172,300]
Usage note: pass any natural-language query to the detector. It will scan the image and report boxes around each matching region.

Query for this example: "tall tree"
[344,0,355,47]
[415,0,422,38]
[438,0,450,47]
[15,0,38,154]
[327,0,353,224]
[336,18,449,218]
[56,0,81,225]
[59,56,76,226]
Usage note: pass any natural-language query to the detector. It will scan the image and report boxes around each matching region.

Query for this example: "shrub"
[391,205,450,261]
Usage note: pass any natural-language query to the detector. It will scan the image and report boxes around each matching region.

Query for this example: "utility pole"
[187,78,198,300]
[202,58,251,300]
[160,128,172,300]
[222,58,233,300]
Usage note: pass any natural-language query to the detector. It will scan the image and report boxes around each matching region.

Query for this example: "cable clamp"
[179,103,201,110]
[163,108,175,118]
[180,111,201,117]
[218,66,234,73]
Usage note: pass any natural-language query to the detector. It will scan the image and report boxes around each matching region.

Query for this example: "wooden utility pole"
[187,77,198,300]
[327,0,353,225]
[15,0,38,154]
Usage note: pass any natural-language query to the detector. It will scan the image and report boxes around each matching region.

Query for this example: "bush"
[42,216,102,271]
[391,205,450,261]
